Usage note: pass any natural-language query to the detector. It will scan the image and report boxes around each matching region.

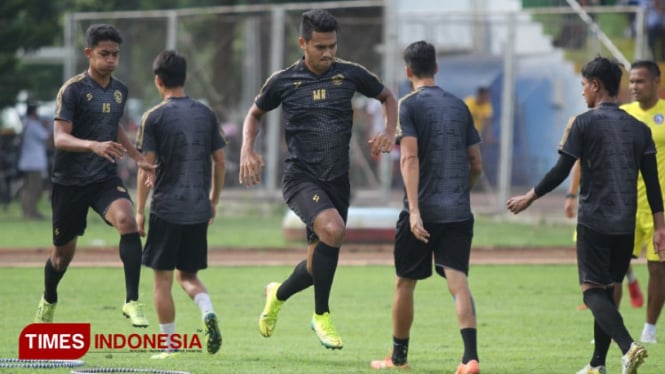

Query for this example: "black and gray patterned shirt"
[52,71,128,186]
[397,86,480,223]
[255,57,385,181]
[137,97,227,225]
[559,102,655,234]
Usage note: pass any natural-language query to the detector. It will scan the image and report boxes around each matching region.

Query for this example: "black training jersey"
[397,86,480,223]
[52,72,128,186]
[559,102,656,235]
[255,57,385,181]
[136,97,227,225]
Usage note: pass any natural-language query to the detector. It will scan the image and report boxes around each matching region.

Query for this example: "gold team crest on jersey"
[114,90,123,104]
[294,81,302,89]
[117,186,127,193]
[86,93,93,101]
[331,74,344,86]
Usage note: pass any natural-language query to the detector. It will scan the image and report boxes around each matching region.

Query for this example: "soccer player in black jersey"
[507,56,665,374]
[370,41,483,373]
[135,50,226,358]
[34,24,155,328]
[239,9,397,350]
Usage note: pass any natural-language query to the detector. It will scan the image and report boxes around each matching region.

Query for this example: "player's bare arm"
[53,119,126,163]
[210,148,226,224]
[117,127,156,176]
[368,87,398,157]
[400,135,429,243]
[239,103,266,187]
[135,151,157,237]
[468,144,482,189]
[564,159,581,218]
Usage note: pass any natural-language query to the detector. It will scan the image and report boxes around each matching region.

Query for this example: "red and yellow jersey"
[622,99,665,213]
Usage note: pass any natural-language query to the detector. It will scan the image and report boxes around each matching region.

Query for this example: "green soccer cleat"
[621,342,647,374]
[576,364,606,374]
[203,312,222,354]
[122,301,149,328]
[34,296,56,323]
[310,312,343,350]
[258,282,283,337]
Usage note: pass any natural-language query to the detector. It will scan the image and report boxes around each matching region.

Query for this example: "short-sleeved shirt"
[622,99,665,214]
[255,57,385,181]
[52,71,128,186]
[559,102,656,234]
[397,86,481,223]
[136,96,227,225]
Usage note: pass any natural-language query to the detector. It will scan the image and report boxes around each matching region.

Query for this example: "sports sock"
[43,257,66,304]
[311,242,340,315]
[461,328,479,363]
[277,260,313,301]
[194,293,214,317]
[626,268,636,283]
[119,233,142,303]
[583,287,633,353]
[590,320,611,367]
[643,322,656,335]
[159,322,176,351]
[392,336,409,365]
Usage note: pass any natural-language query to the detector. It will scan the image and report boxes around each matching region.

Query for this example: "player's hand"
[564,197,577,218]
[209,200,217,225]
[409,211,429,243]
[136,212,146,237]
[91,141,126,163]
[368,132,395,158]
[137,159,157,188]
[239,149,265,187]
[654,227,665,261]
[506,189,537,214]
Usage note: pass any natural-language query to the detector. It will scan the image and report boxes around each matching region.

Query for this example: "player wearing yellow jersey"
[621,60,665,344]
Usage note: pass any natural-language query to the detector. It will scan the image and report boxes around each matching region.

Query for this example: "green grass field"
[2,265,664,373]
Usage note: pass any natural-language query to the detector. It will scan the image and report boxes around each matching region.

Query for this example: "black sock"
[43,258,66,304]
[311,242,340,315]
[276,260,313,301]
[119,233,142,303]
[590,320,611,367]
[583,287,633,353]
[392,336,409,365]
[461,328,479,363]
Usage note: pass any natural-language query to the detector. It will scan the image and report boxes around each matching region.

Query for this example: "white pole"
[380,0,398,202]
[497,12,516,213]
[265,7,285,198]
[63,13,75,81]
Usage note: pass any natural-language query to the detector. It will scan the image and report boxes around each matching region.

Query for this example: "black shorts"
[282,173,350,243]
[576,224,633,286]
[142,214,208,273]
[394,211,474,279]
[51,176,132,246]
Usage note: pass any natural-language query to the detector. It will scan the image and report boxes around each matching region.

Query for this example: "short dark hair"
[403,40,437,78]
[300,9,338,41]
[85,24,123,48]
[153,50,187,88]
[580,56,623,97]
[631,60,661,78]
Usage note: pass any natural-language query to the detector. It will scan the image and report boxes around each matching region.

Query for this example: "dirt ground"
[0,244,585,267]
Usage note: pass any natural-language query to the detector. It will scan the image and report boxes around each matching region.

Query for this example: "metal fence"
[65,1,648,214]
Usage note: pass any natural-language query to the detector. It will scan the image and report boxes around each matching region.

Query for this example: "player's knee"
[318,222,345,246]
[113,212,138,233]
